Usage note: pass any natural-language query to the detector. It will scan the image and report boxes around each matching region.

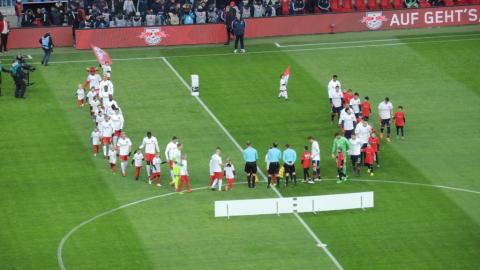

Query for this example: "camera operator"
[39,32,54,66]
[10,55,35,99]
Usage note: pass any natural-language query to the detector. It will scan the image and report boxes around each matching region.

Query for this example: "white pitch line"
[274,33,480,47]
[162,56,344,270]
[46,36,480,65]
[57,184,212,270]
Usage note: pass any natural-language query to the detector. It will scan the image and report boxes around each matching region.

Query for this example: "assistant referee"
[243,141,258,188]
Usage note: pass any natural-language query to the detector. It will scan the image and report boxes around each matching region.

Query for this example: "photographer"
[39,33,54,66]
[10,55,35,99]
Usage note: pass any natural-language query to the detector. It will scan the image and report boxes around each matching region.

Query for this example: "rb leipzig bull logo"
[138,28,168,46]
[361,12,388,30]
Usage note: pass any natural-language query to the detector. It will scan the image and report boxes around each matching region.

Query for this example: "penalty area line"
[274,32,480,47]
[161,56,344,270]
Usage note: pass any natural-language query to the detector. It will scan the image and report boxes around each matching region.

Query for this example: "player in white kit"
[139,131,160,180]
[278,74,288,100]
[116,133,132,177]
[210,148,223,191]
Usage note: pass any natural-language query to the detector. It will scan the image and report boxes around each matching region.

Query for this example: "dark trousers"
[0,33,8,52]
[41,48,52,65]
[225,27,233,44]
[14,77,26,98]
[234,34,244,50]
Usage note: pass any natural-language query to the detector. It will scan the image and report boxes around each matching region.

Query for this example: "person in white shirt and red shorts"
[139,131,160,181]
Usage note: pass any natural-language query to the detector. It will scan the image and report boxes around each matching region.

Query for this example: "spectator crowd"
[15,0,476,28]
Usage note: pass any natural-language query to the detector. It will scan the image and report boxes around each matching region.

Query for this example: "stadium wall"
[7,26,73,49]
[7,5,480,50]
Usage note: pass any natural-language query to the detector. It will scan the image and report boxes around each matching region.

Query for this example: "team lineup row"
[75,68,408,191]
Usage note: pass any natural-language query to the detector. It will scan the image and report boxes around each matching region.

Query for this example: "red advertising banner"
[8,26,73,49]
[75,5,480,49]
[6,5,479,50]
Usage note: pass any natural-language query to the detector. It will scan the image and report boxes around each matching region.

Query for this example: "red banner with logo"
[75,5,480,49]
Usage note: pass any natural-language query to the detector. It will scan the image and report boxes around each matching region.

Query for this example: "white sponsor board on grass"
[215,191,374,218]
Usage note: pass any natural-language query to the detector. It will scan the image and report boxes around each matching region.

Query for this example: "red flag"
[91,45,112,65]
[283,64,291,82]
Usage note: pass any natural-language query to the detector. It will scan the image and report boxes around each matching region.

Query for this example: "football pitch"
[0,25,479,270]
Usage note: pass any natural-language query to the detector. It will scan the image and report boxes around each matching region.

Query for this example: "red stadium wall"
[75,5,480,49]
[7,5,480,49]
[8,26,73,49]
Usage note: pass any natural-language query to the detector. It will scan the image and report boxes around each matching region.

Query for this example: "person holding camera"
[232,13,246,53]
[10,55,32,98]
[39,33,54,66]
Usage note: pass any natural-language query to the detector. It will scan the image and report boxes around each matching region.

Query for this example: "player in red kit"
[361,96,372,121]
[301,146,312,183]
[368,132,380,167]
[394,105,406,140]
[343,89,353,107]
[336,147,345,183]
[363,143,376,176]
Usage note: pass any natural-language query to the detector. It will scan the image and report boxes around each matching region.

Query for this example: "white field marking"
[274,33,480,47]
[162,57,344,270]
[55,177,480,270]
[46,36,480,65]
[57,182,249,270]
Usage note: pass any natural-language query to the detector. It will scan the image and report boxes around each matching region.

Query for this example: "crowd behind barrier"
[11,0,480,28]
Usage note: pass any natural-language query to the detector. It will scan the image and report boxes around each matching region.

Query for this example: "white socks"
[146,165,151,177]
[211,179,222,191]
[103,145,107,156]
[121,161,126,175]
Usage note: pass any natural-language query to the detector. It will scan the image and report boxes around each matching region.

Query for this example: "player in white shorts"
[110,108,124,145]
[139,131,160,180]
[278,74,288,100]
[116,133,132,177]
[378,97,394,142]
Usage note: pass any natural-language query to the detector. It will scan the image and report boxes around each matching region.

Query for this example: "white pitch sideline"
[215,191,374,218]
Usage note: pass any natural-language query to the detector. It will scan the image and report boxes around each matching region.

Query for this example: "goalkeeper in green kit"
[169,143,183,190]
[331,132,351,180]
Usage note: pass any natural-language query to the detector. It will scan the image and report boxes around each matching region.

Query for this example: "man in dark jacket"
[231,13,246,53]
[224,4,236,45]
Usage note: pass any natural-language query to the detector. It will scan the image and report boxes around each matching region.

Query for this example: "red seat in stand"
[380,0,391,9]
[418,0,431,7]
[444,0,454,6]
[469,0,480,4]
[343,0,353,11]
[355,0,367,11]
[456,0,467,4]
[392,0,403,8]
[331,0,343,12]
[367,0,379,10]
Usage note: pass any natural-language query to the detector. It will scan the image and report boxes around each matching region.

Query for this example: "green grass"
[0,25,479,270]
